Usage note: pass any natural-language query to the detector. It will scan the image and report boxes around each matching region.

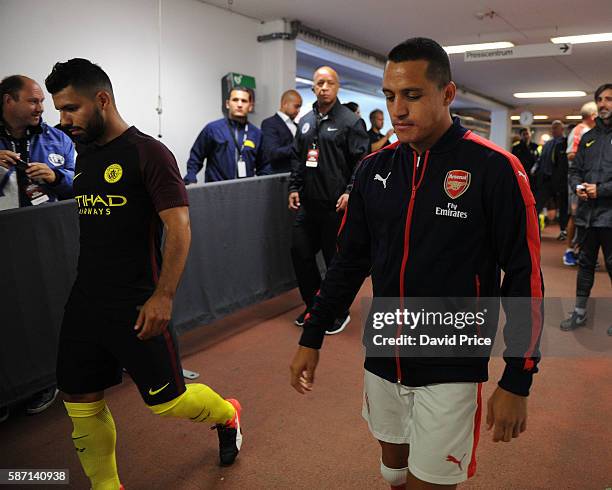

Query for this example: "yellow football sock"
[149,383,234,424]
[64,400,120,490]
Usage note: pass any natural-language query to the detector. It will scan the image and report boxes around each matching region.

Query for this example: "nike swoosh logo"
[72,434,89,441]
[148,382,170,396]
[74,172,83,180]
[586,140,595,147]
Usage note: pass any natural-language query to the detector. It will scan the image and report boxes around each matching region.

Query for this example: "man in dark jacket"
[183,87,266,183]
[288,66,369,333]
[511,127,538,189]
[290,38,543,489]
[533,120,569,239]
[561,83,612,335]
[261,90,302,173]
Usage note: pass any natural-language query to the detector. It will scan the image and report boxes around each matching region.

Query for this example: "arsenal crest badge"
[444,170,471,199]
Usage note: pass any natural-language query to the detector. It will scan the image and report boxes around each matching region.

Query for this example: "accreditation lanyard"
[305,111,328,168]
[226,119,249,178]
[0,132,31,196]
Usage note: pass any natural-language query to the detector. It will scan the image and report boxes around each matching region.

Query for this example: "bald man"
[0,75,75,210]
[261,89,302,173]
[288,66,369,333]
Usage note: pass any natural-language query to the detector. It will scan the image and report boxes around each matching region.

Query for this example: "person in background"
[561,84,612,336]
[0,75,74,211]
[261,89,302,174]
[183,87,266,183]
[511,127,538,190]
[368,109,395,152]
[0,74,75,423]
[563,102,598,266]
[288,67,369,334]
[532,120,568,238]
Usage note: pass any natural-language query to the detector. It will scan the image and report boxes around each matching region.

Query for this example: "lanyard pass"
[306,142,319,168]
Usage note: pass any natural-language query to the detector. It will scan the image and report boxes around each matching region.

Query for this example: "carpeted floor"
[1,226,610,489]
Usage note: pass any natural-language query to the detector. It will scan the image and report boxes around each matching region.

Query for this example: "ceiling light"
[444,42,514,54]
[510,115,520,120]
[513,91,586,98]
[551,32,612,44]
[533,115,549,120]
[565,115,582,120]
[295,77,313,86]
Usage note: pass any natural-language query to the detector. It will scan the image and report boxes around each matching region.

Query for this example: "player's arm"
[136,143,191,340]
[370,129,394,152]
[290,165,371,393]
[135,206,191,340]
[485,155,544,442]
[569,140,589,199]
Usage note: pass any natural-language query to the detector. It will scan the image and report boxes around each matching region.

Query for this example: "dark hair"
[0,75,27,114]
[229,86,252,102]
[519,127,530,135]
[343,102,359,113]
[387,37,451,88]
[369,109,383,122]
[45,58,113,98]
[594,83,612,101]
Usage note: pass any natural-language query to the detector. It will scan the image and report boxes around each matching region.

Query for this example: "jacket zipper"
[396,150,430,383]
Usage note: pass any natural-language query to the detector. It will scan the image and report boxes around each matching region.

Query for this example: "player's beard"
[74,108,105,144]
[599,108,611,125]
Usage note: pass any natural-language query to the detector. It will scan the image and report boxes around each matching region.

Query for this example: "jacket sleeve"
[486,153,544,396]
[288,132,305,194]
[45,134,75,199]
[184,126,211,183]
[255,130,272,176]
[344,118,370,193]
[262,120,294,170]
[568,139,586,192]
[299,163,372,349]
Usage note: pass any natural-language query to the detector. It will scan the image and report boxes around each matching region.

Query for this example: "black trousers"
[536,178,569,230]
[291,202,342,308]
[575,226,612,309]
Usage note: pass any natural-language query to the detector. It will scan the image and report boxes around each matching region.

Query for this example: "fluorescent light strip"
[551,32,612,44]
[533,115,549,120]
[295,77,313,86]
[510,115,520,120]
[565,115,582,120]
[513,91,586,98]
[444,42,514,54]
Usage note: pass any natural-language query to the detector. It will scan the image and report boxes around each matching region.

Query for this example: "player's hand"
[336,193,349,213]
[486,386,527,442]
[290,346,319,394]
[288,191,301,210]
[385,128,394,139]
[134,292,173,340]
[0,150,20,169]
[26,163,56,184]
[584,183,597,199]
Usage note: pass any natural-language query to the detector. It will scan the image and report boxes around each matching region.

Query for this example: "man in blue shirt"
[0,74,75,421]
[0,75,75,210]
[184,87,266,183]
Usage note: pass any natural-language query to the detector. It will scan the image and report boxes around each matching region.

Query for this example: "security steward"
[183,86,266,183]
[288,66,369,334]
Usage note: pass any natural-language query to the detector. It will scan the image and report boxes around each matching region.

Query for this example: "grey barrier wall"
[0,174,296,405]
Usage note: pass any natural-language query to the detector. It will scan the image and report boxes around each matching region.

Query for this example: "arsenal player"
[290,37,543,489]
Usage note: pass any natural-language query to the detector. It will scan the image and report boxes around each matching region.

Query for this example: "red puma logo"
[446,453,467,471]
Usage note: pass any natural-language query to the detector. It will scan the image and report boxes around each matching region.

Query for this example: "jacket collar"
[595,116,612,133]
[0,118,44,140]
[313,98,341,119]
[402,116,468,155]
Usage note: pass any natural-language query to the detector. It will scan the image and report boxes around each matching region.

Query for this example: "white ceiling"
[204,0,612,120]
